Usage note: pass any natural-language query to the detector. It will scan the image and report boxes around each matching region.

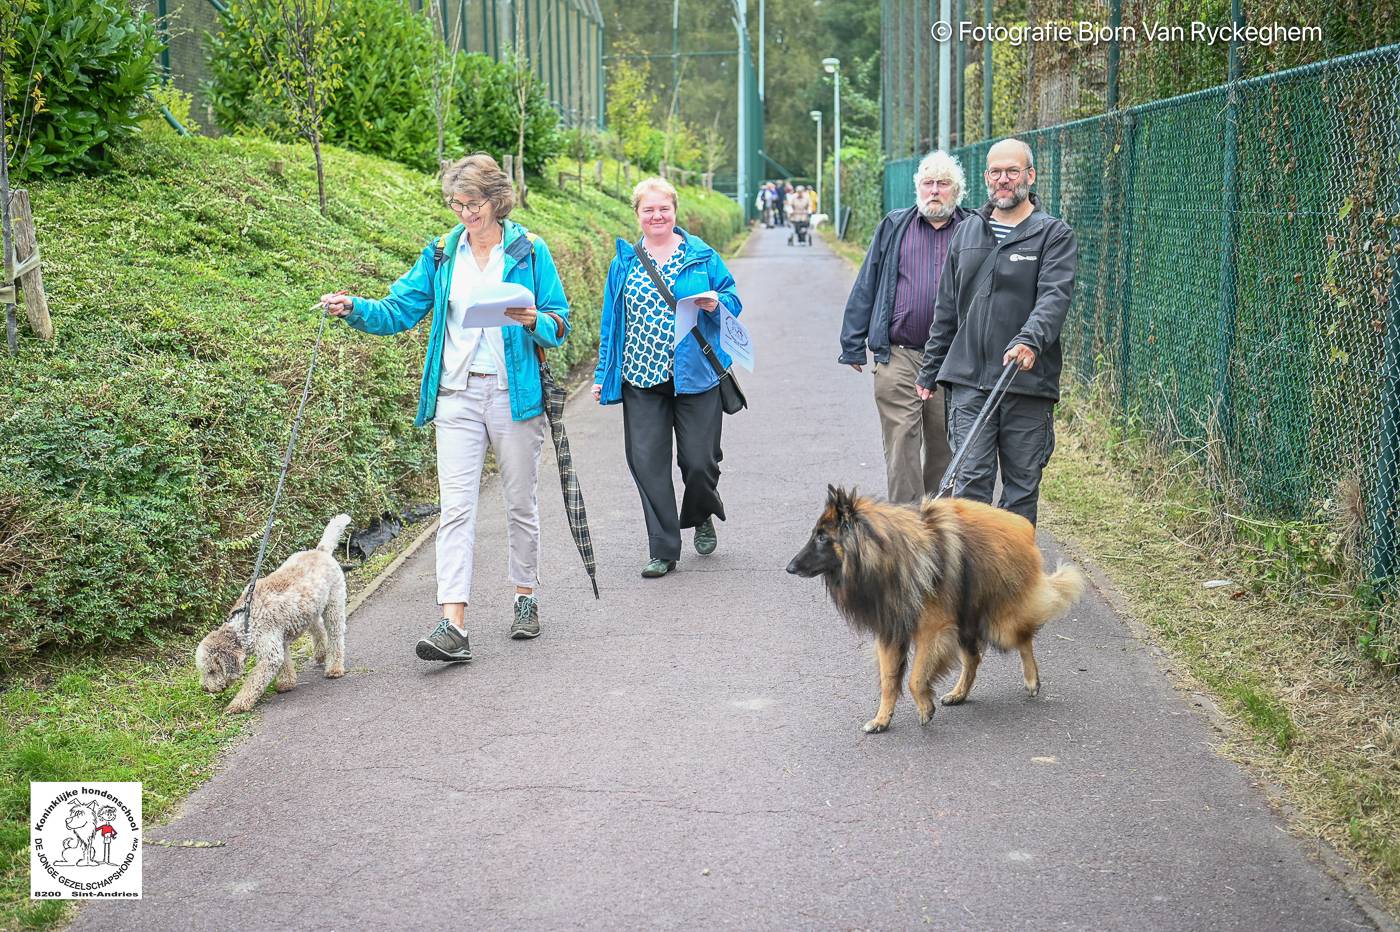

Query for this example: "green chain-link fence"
[146,0,604,131]
[884,43,1400,598]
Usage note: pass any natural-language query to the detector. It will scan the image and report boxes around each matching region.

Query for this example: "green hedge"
[2,0,162,179]
[0,135,740,663]
[205,0,560,173]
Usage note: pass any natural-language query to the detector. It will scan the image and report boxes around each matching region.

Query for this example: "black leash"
[230,304,331,636]
[935,360,1019,499]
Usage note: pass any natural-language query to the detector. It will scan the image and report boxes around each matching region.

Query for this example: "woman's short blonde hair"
[441,153,515,219]
[631,177,678,211]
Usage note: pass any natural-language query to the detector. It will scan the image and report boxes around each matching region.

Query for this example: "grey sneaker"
[510,596,540,640]
[694,518,717,555]
[416,619,472,661]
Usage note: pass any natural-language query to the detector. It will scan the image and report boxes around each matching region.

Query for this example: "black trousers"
[622,380,725,561]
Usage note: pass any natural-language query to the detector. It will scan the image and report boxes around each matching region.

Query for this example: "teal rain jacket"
[343,220,571,426]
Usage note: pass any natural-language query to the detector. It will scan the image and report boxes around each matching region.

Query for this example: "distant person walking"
[916,138,1078,525]
[323,153,572,660]
[839,151,968,503]
[593,177,743,578]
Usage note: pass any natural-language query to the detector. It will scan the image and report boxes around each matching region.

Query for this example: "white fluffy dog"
[196,515,351,714]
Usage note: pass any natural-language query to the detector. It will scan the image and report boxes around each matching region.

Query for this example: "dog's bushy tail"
[317,514,353,553]
[1027,562,1086,628]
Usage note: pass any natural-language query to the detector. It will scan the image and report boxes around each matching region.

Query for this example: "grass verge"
[1042,382,1400,914]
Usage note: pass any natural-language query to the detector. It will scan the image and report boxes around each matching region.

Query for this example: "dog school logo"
[31,782,142,900]
[1008,253,1038,262]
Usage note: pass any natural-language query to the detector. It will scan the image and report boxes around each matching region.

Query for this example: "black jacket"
[916,194,1077,401]
[838,205,969,365]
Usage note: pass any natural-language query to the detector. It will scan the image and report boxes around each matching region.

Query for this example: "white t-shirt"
[440,236,507,390]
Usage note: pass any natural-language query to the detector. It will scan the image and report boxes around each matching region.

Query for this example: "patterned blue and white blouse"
[621,241,688,388]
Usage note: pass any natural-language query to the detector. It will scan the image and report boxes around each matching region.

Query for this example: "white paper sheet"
[720,306,755,372]
[461,282,536,328]
[671,291,720,347]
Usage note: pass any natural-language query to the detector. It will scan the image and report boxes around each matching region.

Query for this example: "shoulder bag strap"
[632,241,728,378]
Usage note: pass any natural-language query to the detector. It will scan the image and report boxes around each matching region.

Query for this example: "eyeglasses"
[446,196,487,214]
[985,167,1027,180]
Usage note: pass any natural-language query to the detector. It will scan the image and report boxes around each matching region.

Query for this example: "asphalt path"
[75,225,1380,931]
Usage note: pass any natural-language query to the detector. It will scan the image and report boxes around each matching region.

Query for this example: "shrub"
[1,0,162,179]
[206,0,560,174]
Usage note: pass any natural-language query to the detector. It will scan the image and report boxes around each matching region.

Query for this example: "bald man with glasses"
[915,138,1078,525]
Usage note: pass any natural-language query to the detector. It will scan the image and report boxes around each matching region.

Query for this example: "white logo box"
[31,782,142,900]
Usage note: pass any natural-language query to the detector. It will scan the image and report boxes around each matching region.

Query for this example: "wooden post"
[503,153,515,186]
[594,159,604,186]
[12,190,51,340]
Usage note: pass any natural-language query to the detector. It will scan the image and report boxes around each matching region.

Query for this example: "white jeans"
[434,377,546,605]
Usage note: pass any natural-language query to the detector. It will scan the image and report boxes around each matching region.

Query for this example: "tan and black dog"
[787,486,1084,733]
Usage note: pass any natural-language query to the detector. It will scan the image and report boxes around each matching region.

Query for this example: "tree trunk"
[312,134,327,217]
[515,106,528,209]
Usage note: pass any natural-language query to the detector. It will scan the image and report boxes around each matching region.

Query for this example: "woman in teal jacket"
[323,153,570,661]
[592,177,743,578]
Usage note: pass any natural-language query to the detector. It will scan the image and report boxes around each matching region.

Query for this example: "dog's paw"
[862,718,890,734]
[940,690,967,706]
[273,680,296,693]
[916,704,936,726]
[324,665,345,679]
[223,701,252,715]
[1024,680,1040,697]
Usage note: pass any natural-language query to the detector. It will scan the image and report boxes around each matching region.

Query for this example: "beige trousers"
[872,345,952,503]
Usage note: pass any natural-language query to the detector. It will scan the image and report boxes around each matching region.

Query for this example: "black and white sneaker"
[416,619,472,661]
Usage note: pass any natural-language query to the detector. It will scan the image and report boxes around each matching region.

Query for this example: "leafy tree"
[417,0,464,169]
[233,0,346,215]
[604,47,657,168]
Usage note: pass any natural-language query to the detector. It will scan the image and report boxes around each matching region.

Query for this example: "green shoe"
[510,595,540,640]
[694,518,717,556]
[415,618,472,662]
[641,558,677,578]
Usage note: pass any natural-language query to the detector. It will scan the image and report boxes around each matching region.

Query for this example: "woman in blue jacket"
[323,153,571,661]
[592,177,743,578]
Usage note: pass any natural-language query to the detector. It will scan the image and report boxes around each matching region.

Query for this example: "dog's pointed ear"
[826,483,839,504]
[829,485,853,522]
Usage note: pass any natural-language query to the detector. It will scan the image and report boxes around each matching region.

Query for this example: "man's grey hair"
[913,150,966,205]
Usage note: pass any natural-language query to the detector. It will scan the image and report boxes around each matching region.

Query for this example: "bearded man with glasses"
[839,150,968,503]
[914,138,1078,525]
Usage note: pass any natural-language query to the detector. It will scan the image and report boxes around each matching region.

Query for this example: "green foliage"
[604,51,657,169]
[825,142,884,246]
[1,0,162,179]
[0,132,638,662]
[139,81,202,135]
[206,0,560,174]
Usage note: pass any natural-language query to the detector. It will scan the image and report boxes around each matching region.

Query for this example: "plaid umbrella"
[540,362,600,599]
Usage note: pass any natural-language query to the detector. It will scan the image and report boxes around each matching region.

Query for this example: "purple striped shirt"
[889,212,960,348]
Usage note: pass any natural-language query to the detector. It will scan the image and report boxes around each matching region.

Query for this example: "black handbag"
[632,241,747,414]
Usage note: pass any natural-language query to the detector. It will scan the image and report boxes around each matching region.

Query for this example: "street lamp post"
[822,57,841,238]
[810,109,822,215]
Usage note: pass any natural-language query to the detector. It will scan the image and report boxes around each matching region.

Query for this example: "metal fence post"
[1372,250,1400,587]
[1214,0,1245,449]
[954,0,964,145]
[1106,0,1120,110]
[1117,111,1138,410]
[982,0,992,138]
